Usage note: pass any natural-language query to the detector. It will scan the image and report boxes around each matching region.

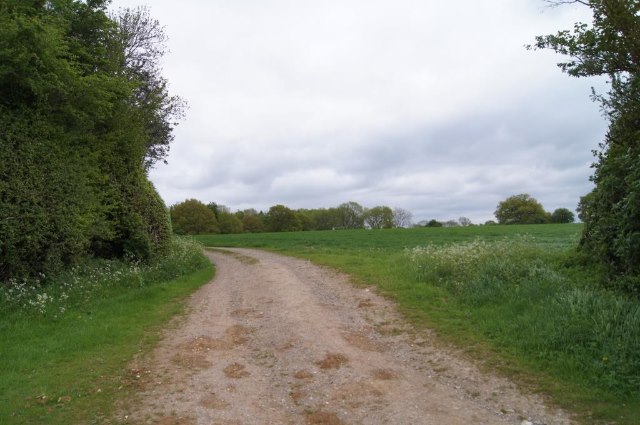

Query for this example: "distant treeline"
[169,195,576,235]
[0,2,181,282]
[169,200,417,234]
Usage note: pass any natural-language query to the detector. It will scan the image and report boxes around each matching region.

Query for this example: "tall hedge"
[533,0,640,295]
[0,1,179,282]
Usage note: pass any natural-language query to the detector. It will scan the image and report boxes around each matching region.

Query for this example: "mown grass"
[0,237,213,424]
[196,224,640,424]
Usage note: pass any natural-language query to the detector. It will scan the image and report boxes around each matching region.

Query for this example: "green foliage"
[308,208,342,230]
[337,201,365,229]
[170,199,219,235]
[494,194,548,224]
[0,111,91,279]
[533,0,640,294]
[0,1,179,282]
[206,202,220,218]
[218,211,244,234]
[241,213,265,233]
[265,204,301,232]
[363,205,394,229]
[576,190,594,222]
[550,207,575,223]
[295,210,315,231]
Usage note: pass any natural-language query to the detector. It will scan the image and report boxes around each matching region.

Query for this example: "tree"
[113,6,186,170]
[170,199,219,235]
[337,202,365,229]
[296,210,314,231]
[576,191,595,222]
[242,214,264,233]
[393,207,413,228]
[550,208,575,223]
[364,206,394,229]
[425,219,443,228]
[310,208,341,230]
[206,202,220,219]
[459,217,472,226]
[494,194,548,224]
[218,211,243,234]
[532,0,640,292]
[266,205,301,232]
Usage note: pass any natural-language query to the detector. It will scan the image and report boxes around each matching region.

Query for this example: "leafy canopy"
[495,194,548,225]
[0,1,181,281]
[170,199,220,235]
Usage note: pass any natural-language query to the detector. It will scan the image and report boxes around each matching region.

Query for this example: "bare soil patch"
[118,248,574,425]
[171,353,211,370]
[371,368,400,380]
[342,330,388,352]
[155,416,195,425]
[315,353,349,370]
[294,369,314,380]
[199,393,230,410]
[305,411,345,425]
[223,363,250,379]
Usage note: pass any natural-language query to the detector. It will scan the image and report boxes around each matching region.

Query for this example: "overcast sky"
[110,0,607,224]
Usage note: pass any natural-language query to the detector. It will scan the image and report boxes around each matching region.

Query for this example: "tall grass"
[405,237,640,396]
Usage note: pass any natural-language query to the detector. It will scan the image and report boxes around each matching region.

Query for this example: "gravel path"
[120,248,573,425]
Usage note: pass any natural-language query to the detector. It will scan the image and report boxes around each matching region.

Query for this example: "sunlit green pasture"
[197,224,640,425]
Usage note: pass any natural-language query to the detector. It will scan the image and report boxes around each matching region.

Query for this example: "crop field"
[197,224,640,425]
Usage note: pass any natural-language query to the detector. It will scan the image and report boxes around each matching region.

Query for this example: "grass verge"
[196,225,640,424]
[0,238,213,424]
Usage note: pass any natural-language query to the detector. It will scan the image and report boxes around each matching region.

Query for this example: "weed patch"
[406,237,640,397]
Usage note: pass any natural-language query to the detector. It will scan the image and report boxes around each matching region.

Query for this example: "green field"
[197,224,640,425]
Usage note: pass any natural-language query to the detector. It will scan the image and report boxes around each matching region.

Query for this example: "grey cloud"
[124,0,604,223]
